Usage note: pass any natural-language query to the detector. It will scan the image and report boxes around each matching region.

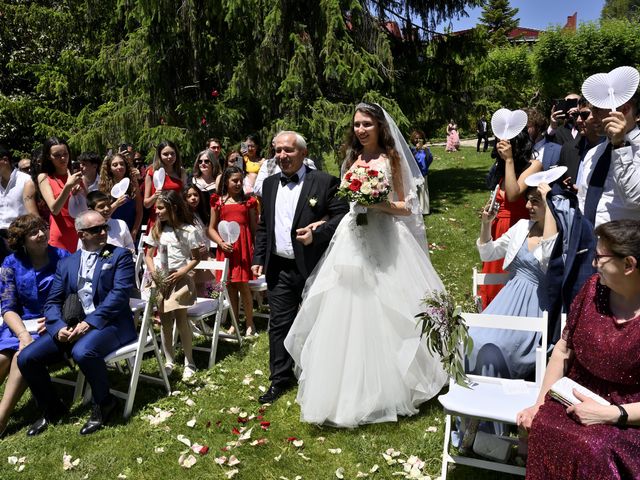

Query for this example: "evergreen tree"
[479,0,519,46]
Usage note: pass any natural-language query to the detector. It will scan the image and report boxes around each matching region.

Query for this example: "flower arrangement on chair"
[415,290,473,386]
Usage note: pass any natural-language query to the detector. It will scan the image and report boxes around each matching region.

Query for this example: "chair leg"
[441,414,453,480]
[72,370,86,404]
[153,334,171,394]
[228,302,243,345]
[208,309,225,369]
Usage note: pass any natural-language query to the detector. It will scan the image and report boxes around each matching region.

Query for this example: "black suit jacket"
[547,124,580,147]
[253,167,348,279]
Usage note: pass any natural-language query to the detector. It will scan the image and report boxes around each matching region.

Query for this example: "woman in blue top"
[0,214,69,436]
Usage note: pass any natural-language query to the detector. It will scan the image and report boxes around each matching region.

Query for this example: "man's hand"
[36,317,46,335]
[550,105,564,129]
[295,226,313,246]
[251,265,263,277]
[56,326,75,343]
[67,321,92,343]
[602,111,628,147]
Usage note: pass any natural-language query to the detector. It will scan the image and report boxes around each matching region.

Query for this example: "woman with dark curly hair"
[480,126,543,309]
[0,214,69,436]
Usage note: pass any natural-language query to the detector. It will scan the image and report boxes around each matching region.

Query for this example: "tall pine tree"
[479,0,519,46]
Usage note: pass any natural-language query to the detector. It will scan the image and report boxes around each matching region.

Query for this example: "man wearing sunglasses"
[18,210,137,436]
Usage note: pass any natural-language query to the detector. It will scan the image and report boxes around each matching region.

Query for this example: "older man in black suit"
[252,131,348,403]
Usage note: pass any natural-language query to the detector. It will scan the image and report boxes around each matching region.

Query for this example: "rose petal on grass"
[117,474,127,479]
[16,465,25,472]
[316,436,326,443]
[258,385,267,393]
[136,457,143,464]
[184,398,196,407]
[62,452,80,471]
[8,456,19,465]
[176,434,192,447]
[370,464,380,473]
[228,407,241,414]
[228,455,240,466]
[274,454,282,462]
[191,444,209,455]
[238,426,254,442]
[260,421,270,430]
[292,439,304,448]
[254,369,264,376]
[186,418,196,428]
[297,452,311,460]
[356,472,369,478]
[250,438,268,446]
[178,453,197,469]
[328,448,342,454]
[225,469,239,478]
[170,390,182,396]
[214,456,227,465]
[242,376,254,385]
[336,467,345,478]
[425,426,437,433]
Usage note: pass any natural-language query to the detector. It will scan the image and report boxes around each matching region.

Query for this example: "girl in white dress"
[284,103,447,428]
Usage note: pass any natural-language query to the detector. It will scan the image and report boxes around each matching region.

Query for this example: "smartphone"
[554,99,567,113]
[564,98,578,111]
[240,142,248,155]
[488,184,500,213]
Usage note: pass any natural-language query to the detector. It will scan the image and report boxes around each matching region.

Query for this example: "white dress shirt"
[78,249,100,315]
[254,158,316,197]
[577,126,640,227]
[0,169,31,229]
[274,165,307,259]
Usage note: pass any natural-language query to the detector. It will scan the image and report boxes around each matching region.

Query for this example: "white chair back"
[472,267,510,312]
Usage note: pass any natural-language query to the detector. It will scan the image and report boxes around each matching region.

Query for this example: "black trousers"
[265,255,305,388]
[477,133,489,152]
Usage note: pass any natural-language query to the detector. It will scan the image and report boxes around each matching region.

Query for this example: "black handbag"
[62,293,86,328]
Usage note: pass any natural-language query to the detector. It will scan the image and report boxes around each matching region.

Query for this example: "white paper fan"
[153,167,166,190]
[218,220,240,244]
[524,166,568,187]
[110,177,130,199]
[491,108,528,141]
[582,66,640,111]
[68,193,88,218]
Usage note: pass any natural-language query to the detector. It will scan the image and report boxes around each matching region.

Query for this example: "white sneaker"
[164,362,175,376]
[182,365,197,381]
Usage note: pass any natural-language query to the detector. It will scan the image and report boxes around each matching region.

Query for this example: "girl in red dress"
[36,138,83,253]
[208,167,258,337]
[143,140,187,232]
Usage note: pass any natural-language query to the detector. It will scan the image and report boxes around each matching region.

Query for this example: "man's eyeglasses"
[80,224,110,235]
[576,111,591,121]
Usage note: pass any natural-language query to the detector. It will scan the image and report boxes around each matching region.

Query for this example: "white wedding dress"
[284,158,447,428]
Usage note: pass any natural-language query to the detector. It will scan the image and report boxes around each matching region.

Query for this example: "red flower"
[201,116,207,126]
[211,89,220,98]
[260,421,271,430]
[237,416,249,424]
[349,179,362,192]
[256,415,264,420]
[368,169,379,177]
[258,407,266,415]
[287,437,298,442]
[232,427,241,435]
[197,445,209,455]
[345,172,352,181]
[221,446,230,452]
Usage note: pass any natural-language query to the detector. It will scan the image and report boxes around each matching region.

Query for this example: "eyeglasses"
[19,166,31,173]
[593,252,619,263]
[80,224,110,235]
[198,159,211,164]
[577,111,591,120]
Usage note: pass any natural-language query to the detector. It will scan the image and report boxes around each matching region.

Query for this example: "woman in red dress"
[143,140,187,232]
[208,167,258,337]
[480,129,542,309]
[35,138,83,253]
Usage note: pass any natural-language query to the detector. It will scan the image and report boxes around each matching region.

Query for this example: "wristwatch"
[616,404,628,427]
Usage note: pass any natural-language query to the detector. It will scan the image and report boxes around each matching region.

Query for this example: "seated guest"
[470,183,558,379]
[518,219,640,479]
[76,191,135,252]
[577,94,640,227]
[0,215,69,436]
[17,210,137,436]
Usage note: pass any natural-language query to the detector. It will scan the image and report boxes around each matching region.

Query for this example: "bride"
[284,102,447,428]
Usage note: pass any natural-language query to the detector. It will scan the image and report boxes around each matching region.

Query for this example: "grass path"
[0,147,518,479]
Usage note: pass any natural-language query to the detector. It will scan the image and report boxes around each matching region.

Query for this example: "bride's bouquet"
[337,164,391,225]
[416,290,473,386]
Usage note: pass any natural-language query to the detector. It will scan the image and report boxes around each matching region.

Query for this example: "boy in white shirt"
[78,191,135,252]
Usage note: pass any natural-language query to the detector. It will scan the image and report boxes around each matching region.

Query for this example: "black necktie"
[280,173,299,186]
[583,142,612,225]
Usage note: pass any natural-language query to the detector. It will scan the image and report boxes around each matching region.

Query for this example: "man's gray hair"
[274,130,307,150]
[75,210,102,231]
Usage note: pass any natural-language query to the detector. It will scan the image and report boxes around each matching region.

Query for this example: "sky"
[435,0,606,33]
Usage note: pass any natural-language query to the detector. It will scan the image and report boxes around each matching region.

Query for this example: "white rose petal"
[228,407,241,414]
[225,469,239,478]
[370,464,380,473]
[117,474,127,479]
[8,456,19,465]
[336,467,345,479]
[292,439,304,448]
[274,454,282,462]
[136,457,143,464]
[228,455,240,466]
[356,472,369,478]
[426,426,437,433]
[214,456,227,465]
[16,464,25,472]
[254,369,264,376]
[176,434,192,447]
[328,448,342,454]
[258,385,267,393]
[154,447,165,453]
[178,453,197,469]
[186,418,196,428]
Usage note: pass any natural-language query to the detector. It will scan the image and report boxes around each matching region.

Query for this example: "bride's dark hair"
[343,103,402,181]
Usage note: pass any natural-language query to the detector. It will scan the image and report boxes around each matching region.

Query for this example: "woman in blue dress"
[0,214,69,436]
[469,182,558,379]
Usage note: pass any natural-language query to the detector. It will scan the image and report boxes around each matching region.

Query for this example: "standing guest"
[242,135,265,193]
[476,116,490,153]
[547,93,582,146]
[17,210,137,435]
[283,104,446,427]
[576,94,640,227]
[17,158,32,175]
[35,137,83,253]
[208,167,259,337]
[0,215,69,437]
[78,152,101,192]
[144,191,200,381]
[409,130,433,215]
[225,150,244,171]
[192,149,221,195]
[524,107,562,171]
[206,138,224,172]
[251,130,348,404]
[143,141,186,232]
[0,145,38,262]
[184,184,213,296]
[253,139,316,198]
[480,128,542,309]
[81,191,134,251]
[98,153,143,240]
[518,219,640,479]
[446,120,460,152]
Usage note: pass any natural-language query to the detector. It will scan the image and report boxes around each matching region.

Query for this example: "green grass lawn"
[0,147,519,480]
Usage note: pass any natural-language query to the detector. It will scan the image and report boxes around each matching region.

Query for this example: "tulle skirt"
[284,209,448,427]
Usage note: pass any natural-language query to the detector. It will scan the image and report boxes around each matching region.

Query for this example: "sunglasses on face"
[80,224,110,235]
[198,159,211,164]
[577,111,591,120]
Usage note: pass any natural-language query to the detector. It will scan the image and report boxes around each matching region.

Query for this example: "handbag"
[62,293,86,328]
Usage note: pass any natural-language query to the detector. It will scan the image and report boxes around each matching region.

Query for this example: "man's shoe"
[258,383,291,404]
[79,396,118,435]
[26,417,51,436]
[26,404,68,436]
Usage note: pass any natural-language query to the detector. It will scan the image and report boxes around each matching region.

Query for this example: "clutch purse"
[62,293,86,328]
[549,377,610,407]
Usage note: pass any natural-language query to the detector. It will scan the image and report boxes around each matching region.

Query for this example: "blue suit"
[542,141,562,171]
[18,244,136,413]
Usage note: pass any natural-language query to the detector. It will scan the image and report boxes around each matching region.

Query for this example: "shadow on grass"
[429,165,489,213]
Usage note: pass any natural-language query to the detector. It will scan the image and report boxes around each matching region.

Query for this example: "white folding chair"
[134,233,148,290]
[472,267,510,312]
[438,311,548,479]
[186,260,243,368]
[242,275,269,321]
[81,287,171,419]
